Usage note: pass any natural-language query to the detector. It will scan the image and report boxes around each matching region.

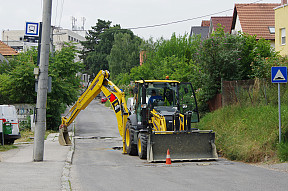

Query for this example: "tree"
[237,34,276,79]
[197,28,243,104]
[0,48,38,104]
[196,27,276,107]
[130,33,202,84]
[107,32,142,83]
[47,43,84,129]
[0,43,83,130]
[81,19,133,74]
[129,27,276,112]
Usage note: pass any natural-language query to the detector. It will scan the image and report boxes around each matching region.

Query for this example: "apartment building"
[2,27,86,53]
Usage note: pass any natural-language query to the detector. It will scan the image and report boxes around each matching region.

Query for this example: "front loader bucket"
[147,131,218,162]
[58,126,72,146]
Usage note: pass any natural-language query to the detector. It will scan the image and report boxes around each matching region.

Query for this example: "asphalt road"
[70,100,288,191]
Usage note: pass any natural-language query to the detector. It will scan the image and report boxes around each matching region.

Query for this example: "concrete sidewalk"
[0,133,73,191]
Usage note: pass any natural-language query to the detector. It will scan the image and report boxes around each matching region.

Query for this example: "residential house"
[189,20,210,40]
[209,16,233,35]
[275,0,288,56]
[0,40,18,63]
[231,3,280,48]
[201,20,210,27]
[190,26,209,40]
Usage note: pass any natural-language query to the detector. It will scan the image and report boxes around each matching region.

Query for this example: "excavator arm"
[59,70,129,152]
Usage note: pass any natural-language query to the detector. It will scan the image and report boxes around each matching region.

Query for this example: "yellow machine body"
[59,70,218,162]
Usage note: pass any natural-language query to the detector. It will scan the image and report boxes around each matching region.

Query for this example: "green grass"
[15,129,34,143]
[198,104,288,163]
[104,100,111,108]
[0,145,17,152]
[15,129,57,143]
[278,142,288,162]
[1,130,56,152]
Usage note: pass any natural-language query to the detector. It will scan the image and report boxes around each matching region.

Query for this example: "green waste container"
[3,122,12,134]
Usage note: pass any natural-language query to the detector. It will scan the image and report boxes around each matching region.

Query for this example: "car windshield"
[146,82,177,107]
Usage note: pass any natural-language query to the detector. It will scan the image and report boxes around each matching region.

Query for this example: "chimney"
[282,0,287,5]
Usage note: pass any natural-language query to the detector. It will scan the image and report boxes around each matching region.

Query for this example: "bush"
[277,142,288,162]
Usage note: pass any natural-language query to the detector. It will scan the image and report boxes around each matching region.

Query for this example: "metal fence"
[208,79,283,111]
[222,79,269,106]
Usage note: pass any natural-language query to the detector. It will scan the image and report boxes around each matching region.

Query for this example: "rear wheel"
[4,139,14,145]
[124,121,138,156]
[137,133,148,159]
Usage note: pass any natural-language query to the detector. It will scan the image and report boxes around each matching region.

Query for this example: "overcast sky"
[0,0,281,40]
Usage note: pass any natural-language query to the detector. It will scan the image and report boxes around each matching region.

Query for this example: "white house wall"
[234,15,242,33]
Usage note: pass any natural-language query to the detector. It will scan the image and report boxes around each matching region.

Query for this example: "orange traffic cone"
[166,149,172,165]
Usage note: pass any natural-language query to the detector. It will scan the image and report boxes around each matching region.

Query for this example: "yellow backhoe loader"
[59,70,218,162]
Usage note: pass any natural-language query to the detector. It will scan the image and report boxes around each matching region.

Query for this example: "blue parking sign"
[271,66,287,83]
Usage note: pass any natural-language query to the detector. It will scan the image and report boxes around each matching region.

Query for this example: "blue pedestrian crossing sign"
[271,66,287,83]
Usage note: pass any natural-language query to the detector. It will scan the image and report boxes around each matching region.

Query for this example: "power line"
[127,0,263,30]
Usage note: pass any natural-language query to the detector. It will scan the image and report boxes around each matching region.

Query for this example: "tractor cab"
[134,80,199,127]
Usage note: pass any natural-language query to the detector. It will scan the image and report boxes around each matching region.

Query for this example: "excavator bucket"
[147,131,218,162]
[58,126,72,146]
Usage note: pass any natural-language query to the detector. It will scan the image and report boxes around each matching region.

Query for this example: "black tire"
[137,133,148,159]
[4,139,14,145]
[124,121,138,156]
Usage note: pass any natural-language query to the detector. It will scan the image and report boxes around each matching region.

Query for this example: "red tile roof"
[232,3,280,40]
[211,16,233,33]
[201,20,210,27]
[0,40,18,56]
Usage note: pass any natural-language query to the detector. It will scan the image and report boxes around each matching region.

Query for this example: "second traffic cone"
[166,149,172,165]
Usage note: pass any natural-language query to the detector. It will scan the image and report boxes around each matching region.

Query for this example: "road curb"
[66,135,75,164]
[61,132,75,191]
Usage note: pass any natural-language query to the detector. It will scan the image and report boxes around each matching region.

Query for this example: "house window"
[281,28,286,45]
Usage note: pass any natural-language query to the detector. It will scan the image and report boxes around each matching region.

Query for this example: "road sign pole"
[271,66,287,144]
[278,83,281,143]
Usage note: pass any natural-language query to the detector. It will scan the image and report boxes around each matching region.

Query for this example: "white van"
[0,105,21,144]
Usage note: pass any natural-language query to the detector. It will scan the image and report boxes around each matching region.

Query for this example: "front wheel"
[124,121,138,156]
[137,133,148,159]
[4,139,14,145]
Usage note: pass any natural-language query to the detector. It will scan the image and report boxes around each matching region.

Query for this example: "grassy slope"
[198,105,288,163]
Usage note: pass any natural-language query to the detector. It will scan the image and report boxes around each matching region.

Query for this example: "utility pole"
[33,0,53,162]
